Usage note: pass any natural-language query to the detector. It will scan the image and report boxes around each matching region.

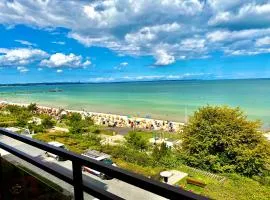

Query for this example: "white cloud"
[15,40,36,46]
[40,53,91,68]
[154,50,175,66]
[52,41,65,45]
[208,2,270,27]
[1,0,270,62]
[208,0,244,11]
[114,62,128,70]
[120,62,128,66]
[125,23,181,44]
[207,30,230,42]
[17,66,29,73]
[0,48,47,66]
[89,77,115,82]
[56,69,63,73]
[180,38,206,51]
[89,73,211,82]
[206,29,270,42]
[37,67,43,71]
[256,36,270,46]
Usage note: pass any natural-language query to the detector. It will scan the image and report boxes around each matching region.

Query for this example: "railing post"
[72,161,83,200]
[0,154,2,198]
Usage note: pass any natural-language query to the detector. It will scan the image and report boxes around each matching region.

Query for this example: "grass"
[87,125,116,136]
[33,131,101,154]
[113,158,163,180]
[202,174,270,200]
[129,130,182,141]
[174,168,270,200]
[0,113,17,127]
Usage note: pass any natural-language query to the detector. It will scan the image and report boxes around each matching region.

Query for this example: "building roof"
[82,150,110,161]
[48,141,65,147]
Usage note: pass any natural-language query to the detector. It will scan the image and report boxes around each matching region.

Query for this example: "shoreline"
[0,100,185,132]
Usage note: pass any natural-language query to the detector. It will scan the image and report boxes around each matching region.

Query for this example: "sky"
[0,0,270,84]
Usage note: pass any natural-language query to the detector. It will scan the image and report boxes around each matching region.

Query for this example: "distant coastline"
[1,77,270,86]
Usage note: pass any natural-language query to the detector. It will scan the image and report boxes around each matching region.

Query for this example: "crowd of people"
[0,101,184,132]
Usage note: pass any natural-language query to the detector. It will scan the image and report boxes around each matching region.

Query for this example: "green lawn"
[174,168,270,200]
[129,130,182,141]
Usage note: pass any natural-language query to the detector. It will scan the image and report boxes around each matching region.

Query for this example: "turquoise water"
[0,79,270,129]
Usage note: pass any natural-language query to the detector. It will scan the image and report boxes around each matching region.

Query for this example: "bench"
[186,177,206,188]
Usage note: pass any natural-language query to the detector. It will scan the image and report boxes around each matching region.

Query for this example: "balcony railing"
[0,128,208,200]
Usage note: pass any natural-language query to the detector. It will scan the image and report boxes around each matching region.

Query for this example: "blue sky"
[0,0,270,84]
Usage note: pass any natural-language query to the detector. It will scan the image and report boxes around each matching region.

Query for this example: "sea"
[0,79,270,129]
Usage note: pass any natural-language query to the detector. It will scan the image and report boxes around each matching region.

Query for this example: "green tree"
[181,105,270,176]
[6,105,23,114]
[28,123,45,133]
[68,113,82,125]
[68,113,85,134]
[27,103,38,113]
[41,115,55,129]
[125,132,148,151]
[69,123,84,134]
[152,142,171,161]
[16,111,32,127]
[85,116,94,126]
[16,114,29,127]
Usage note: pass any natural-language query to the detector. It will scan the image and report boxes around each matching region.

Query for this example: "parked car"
[81,150,116,180]
[45,141,66,161]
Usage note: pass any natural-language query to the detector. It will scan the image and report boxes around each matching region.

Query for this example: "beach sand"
[0,101,185,132]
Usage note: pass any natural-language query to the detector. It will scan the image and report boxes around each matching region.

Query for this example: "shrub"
[27,103,38,113]
[125,131,148,151]
[102,145,153,166]
[28,123,45,133]
[16,112,31,127]
[152,142,171,160]
[41,115,56,129]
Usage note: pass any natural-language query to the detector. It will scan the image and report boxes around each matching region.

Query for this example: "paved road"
[0,135,166,200]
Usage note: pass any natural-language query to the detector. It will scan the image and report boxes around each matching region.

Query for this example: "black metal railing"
[0,128,208,200]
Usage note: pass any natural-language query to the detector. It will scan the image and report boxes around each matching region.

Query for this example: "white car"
[45,141,66,161]
[82,150,116,179]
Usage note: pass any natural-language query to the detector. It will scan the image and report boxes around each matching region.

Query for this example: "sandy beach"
[0,101,185,132]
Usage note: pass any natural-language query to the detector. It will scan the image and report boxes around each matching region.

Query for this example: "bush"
[102,145,153,166]
[27,103,38,113]
[41,115,55,129]
[6,105,25,114]
[28,123,45,133]
[125,131,148,151]
[252,175,270,186]
[67,113,93,134]
[68,113,82,125]
[85,116,94,126]
[152,142,171,160]
[113,158,163,179]
[16,112,32,127]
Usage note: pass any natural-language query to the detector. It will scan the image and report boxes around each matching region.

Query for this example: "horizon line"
[1,77,270,86]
